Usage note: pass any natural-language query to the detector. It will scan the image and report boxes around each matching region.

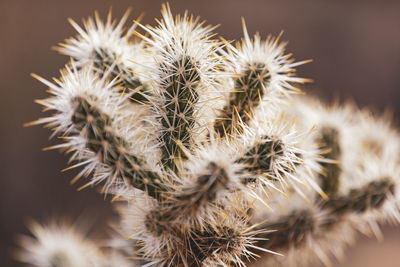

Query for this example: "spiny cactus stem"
[146,162,230,225]
[94,48,151,103]
[255,178,395,253]
[215,62,270,136]
[175,162,230,208]
[255,210,314,250]
[322,178,395,226]
[318,126,342,197]
[159,56,200,173]
[185,225,241,265]
[71,96,169,199]
[236,136,285,184]
[143,162,242,265]
[145,215,242,267]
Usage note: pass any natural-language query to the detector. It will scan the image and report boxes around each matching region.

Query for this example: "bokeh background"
[1,0,400,266]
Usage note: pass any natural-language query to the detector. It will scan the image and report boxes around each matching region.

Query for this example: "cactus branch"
[215,62,271,136]
[71,96,168,199]
[158,56,201,172]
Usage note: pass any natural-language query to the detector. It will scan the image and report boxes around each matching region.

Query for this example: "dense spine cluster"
[19,4,400,267]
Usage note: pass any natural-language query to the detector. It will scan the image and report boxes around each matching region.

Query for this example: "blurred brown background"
[1,0,400,266]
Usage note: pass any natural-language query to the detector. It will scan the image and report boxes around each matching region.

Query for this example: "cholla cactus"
[18,3,400,267]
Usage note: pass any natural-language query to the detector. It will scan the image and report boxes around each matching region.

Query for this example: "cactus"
[18,4,400,267]
[57,9,152,103]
